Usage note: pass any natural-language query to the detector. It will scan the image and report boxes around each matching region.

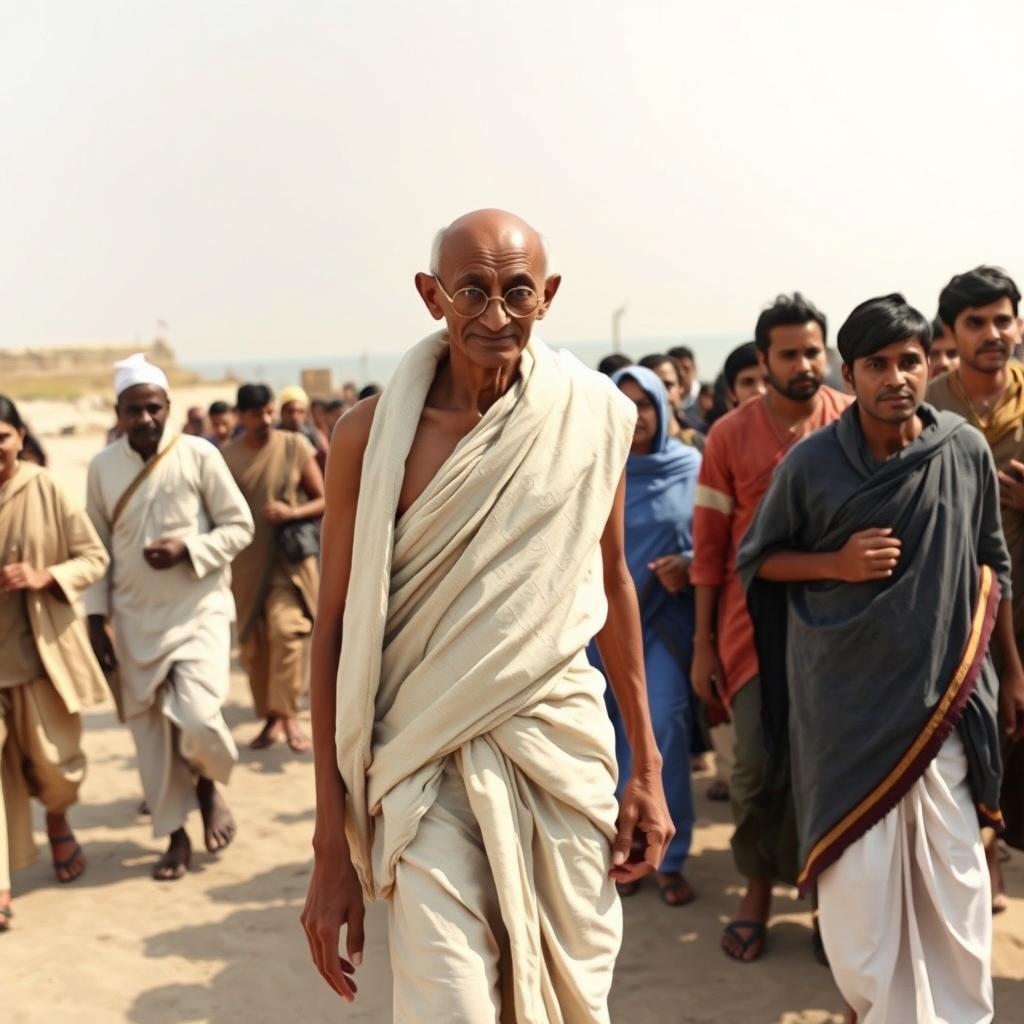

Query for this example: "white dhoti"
[124,614,238,838]
[818,733,992,1024]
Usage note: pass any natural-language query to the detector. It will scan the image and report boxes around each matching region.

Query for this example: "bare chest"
[397,408,481,518]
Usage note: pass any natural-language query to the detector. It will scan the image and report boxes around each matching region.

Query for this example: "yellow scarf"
[949,362,1024,447]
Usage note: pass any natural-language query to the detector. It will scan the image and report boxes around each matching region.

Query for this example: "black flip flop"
[616,880,641,897]
[656,875,696,907]
[722,919,767,962]
[48,833,84,883]
[706,780,730,802]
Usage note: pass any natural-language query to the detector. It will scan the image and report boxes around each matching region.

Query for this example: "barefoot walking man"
[739,294,1024,1023]
[86,354,253,880]
[690,294,851,961]
[301,209,673,1021]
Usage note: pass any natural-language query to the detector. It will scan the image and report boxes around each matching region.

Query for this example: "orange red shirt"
[689,387,853,703]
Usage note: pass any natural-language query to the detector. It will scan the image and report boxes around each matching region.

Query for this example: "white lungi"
[818,733,993,1024]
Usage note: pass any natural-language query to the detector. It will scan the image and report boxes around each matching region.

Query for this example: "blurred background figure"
[357,383,382,401]
[928,315,960,379]
[206,401,236,448]
[323,399,346,437]
[182,406,206,437]
[278,386,327,468]
[598,353,632,377]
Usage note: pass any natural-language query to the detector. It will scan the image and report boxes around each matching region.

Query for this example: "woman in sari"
[591,366,702,905]
[0,395,110,930]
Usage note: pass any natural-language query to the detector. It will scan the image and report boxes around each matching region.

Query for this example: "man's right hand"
[833,528,901,582]
[87,615,118,672]
[301,845,365,1003]
[691,636,725,711]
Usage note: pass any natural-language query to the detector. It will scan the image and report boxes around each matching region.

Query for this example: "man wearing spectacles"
[302,208,671,1020]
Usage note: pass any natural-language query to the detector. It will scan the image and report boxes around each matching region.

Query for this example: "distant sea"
[185,333,747,390]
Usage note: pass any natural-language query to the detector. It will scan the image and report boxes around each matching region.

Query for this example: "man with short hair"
[86,354,254,880]
[723,341,767,407]
[668,344,702,420]
[928,315,960,379]
[301,209,672,1020]
[740,293,1024,1023]
[221,384,325,753]
[323,398,346,436]
[690,293,852,962]
[928,264,1024,913]
[206,400,236,448]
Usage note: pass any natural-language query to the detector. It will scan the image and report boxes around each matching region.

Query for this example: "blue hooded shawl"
[612,366,702,640]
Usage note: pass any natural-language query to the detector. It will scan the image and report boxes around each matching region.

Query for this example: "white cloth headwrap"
[113,352,169,397]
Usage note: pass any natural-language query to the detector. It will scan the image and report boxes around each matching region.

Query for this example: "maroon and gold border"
[796,564,1002,895]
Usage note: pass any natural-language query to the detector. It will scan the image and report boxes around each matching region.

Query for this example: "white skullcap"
[113,352,169,397]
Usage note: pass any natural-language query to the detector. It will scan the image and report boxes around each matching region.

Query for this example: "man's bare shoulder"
[330,394,381,455]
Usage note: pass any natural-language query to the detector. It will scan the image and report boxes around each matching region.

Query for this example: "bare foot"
[153,828,191,881]
[250,716,284,750]
[282,716,311,754]
[0,890,11,932]
[986,838,1008,914]
[46,812,85,883]
[196,777,237,853]
[722,876,771,962]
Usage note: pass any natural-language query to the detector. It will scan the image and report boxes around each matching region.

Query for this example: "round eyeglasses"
[433,276,541,319]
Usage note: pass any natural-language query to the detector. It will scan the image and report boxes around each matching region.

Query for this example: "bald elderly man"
[301,210,672,1021]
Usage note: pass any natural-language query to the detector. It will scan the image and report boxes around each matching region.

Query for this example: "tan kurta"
[0,464,109,712]
[220,429,318,642]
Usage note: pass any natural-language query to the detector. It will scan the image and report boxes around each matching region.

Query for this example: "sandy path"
[5,426,1022,1023]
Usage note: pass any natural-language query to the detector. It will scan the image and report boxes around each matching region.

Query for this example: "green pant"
[729,676,799,885]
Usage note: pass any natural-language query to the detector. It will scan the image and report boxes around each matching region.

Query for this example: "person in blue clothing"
[590,364,702,906]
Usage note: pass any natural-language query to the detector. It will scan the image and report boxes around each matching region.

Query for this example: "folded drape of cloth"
[335,330,636,1019]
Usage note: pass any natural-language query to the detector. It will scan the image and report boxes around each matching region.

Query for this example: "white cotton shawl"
[335,330,635,902]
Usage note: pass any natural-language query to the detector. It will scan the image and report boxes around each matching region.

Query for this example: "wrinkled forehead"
[438,222,546,285]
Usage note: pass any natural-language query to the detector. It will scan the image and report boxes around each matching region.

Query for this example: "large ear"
[414,273,445,321]
[535,274,562,320]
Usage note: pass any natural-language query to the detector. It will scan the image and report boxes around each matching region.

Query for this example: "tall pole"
[611,303,628,353]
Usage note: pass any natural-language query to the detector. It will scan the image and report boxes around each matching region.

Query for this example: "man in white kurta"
[86,354,254,880]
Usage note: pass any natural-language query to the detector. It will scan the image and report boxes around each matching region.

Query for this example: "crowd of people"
[1,206,1023,1024]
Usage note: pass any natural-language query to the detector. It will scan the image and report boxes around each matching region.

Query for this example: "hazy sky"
[3,1,1023,366]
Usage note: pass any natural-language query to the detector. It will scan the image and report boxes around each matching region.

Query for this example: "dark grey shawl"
[737,403,1008,892]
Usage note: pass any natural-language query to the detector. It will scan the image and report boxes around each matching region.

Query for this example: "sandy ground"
[5,412,1023,1023]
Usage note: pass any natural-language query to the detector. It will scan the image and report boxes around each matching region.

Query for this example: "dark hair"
[638,354,679,381]
[723,341,760,393]
[20,432,47,466]
[0,394,26,431]
[754,293,828,354]
[938,265,1021,328]
[208,400,231,417]
[236,383,274,412]
[358,384,381,400]
[311,398,327,412]
[325,399,345,413]
[667,345,695,364]
[930,316,945,340]
[837,293,931,368]
[597,353,632,376]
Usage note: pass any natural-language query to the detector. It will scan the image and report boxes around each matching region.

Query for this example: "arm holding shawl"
[594,472,675,883]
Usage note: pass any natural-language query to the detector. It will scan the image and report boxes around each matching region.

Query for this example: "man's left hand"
[262,500,293,525]
[997,461,1024,511]
[0,562,53,592]
[143,537,188,570]
[609,762,674,883]
[1000,668,1024,741]
[648,554,691,594]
